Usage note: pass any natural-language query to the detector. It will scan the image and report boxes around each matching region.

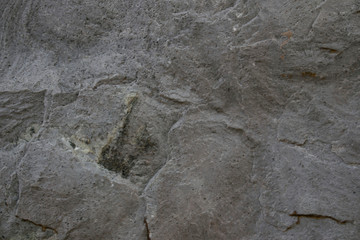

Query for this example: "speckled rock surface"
[1,0,360,239]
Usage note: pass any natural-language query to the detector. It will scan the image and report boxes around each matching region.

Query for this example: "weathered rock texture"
[1,0,360,239]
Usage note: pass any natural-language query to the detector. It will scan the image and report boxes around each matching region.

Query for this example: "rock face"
[1,0,360,239]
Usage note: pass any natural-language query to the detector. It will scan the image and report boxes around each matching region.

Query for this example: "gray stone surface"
[1,0,360,239]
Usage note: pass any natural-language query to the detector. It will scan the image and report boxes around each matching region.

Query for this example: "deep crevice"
[144,217,151,240]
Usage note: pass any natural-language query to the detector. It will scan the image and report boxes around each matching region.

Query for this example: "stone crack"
[144,217,151,240]
[15,215,58,234]
[285,211,353,231]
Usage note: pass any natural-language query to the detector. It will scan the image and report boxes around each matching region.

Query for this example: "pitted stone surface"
[1,0,359,239]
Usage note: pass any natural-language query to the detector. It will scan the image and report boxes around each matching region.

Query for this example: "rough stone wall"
[1,0,359,239]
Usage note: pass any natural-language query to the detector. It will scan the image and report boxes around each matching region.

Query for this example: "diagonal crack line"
[144,217,151,240]
[16,215,58,234]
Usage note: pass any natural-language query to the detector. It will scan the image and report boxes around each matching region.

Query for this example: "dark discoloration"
[0,91,45,147]
[99,124,156,178]
[98,98,157,178]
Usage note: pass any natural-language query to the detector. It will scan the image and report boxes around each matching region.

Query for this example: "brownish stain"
[280,30,293,49]
[320,47,339,53]
[281,74,293,79]
[302,72,317,78]
[281,30,293,39]
[281,72,326,80]
[16,216,58,234]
